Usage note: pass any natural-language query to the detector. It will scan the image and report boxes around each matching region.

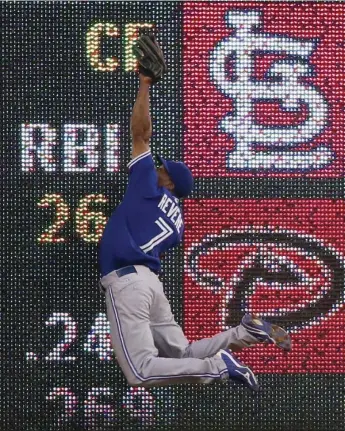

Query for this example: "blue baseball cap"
[156,155,194,198]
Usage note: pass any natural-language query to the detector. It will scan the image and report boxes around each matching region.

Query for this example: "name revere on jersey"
[157,193,183,233]
[99,151,184,277]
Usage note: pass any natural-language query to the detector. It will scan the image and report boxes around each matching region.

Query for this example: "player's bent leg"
[184,325,258,358]
[184,315,292,358]
[150,311,257,359]
[149,277,260,359]
[149,284,259,358]
[103,271,229,387]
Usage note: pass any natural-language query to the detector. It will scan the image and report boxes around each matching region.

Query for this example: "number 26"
[37,194,108,243]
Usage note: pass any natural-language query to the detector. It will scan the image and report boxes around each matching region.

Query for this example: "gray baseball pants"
[101,265,258,388]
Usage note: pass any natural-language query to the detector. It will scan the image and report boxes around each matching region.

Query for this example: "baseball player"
[99,35,291,392]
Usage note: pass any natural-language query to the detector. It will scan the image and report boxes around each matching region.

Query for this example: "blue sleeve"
[126,151,159,196]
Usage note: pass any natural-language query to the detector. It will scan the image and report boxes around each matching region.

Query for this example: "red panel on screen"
[183,2,345,177]
[183,199,345,373]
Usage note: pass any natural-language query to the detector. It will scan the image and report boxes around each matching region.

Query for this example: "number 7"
[139,217,173,253]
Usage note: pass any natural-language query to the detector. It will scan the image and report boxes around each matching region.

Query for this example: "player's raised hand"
[133,33,167,84]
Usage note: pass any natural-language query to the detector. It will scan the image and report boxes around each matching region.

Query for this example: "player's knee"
[125,372,153,388]
[126,368,162,388]
[125,374,144,387]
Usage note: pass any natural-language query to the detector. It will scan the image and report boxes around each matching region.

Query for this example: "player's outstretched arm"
[130,74,153,159]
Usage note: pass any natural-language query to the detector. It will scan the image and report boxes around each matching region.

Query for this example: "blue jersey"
[99,151,184,277]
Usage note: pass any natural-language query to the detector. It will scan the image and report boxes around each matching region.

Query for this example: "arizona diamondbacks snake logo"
[186,229,345,333]
[210,10,334,171]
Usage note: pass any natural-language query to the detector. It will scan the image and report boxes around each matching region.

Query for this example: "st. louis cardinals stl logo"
[210,10,334,171]
[186,229,345,332]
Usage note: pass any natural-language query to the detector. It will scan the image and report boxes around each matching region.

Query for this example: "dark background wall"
[1,2,344,430]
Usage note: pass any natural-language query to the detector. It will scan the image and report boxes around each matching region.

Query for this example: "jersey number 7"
[139,217,174,253]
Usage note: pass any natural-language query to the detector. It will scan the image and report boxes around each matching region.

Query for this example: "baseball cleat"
[218,349,259,392]
[241,314,291,352]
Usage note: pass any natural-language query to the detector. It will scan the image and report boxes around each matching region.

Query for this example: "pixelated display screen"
[1,2,344,430]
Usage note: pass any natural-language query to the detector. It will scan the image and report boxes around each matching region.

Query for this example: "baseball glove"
[133,34,167,83]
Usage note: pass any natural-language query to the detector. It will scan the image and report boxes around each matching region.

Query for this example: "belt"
[115,265,137,278]
[99,265,137,293]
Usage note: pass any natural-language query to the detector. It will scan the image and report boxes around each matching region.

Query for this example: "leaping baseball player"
[99,34,291,392]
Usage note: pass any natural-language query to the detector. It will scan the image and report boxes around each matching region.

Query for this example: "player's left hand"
[133,34,167,84]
